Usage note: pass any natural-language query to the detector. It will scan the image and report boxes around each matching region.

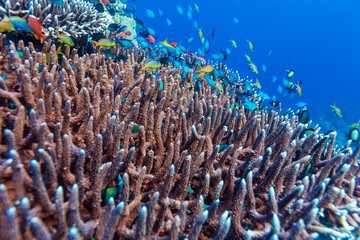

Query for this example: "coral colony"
[0,3,360,240]
[0,36,360,240]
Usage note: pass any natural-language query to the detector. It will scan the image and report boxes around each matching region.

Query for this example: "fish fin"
[33,33,39,40]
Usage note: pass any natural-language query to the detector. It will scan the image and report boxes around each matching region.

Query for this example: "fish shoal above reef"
[0,34,360,240]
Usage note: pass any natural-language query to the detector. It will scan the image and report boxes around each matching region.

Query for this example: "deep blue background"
[130,0,360,144]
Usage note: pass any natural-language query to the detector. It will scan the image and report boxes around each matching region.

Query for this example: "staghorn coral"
[0,0,108,38]
[0,34,360,240]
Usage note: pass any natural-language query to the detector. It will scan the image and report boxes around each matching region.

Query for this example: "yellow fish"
[198,28,203,40]
[249,62,258,74]
[245,53,251,63]
[330,102,342,118]
[247,40,253,52]
[295,82,302,95]
[230,38,237,48]
[252,79,261,89]
[46,47,64,63]
[0,16,15,32]
[141,60,161,70]
[55,30,74,46]
[196,64,214,74]
[348,121,360,128]
[214,77,224,94]
[92,38,115,48]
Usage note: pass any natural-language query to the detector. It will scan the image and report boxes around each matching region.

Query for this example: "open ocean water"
[132,0,360,147]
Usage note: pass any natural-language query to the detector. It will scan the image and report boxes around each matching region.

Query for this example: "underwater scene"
[0,0,360,239]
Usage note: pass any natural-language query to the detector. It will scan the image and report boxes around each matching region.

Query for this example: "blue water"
[131,0,360,145]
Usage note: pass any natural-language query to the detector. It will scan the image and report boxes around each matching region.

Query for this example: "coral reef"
[0,35,360,240]
[0,0,108,37]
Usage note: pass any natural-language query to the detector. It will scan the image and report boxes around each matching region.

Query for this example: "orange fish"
[146,35,155,44]
[123,30,131,35]
[28,15,46,43]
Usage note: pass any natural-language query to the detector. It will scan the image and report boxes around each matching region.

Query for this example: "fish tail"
[40,33,46,44]
[91,40,98,46]
[56,47,64,55]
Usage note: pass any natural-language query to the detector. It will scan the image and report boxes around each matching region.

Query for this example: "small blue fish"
[158,9,164,17]
[193,21,198,28]
[116,39,133,49]
[205,75,216,88]
[245,81,252,92]
[229,72,238,83]
[147,27,155,36]
[166,18,172,26]
[233,17,239,24]
[212,54,220,60]
[174,61,181,68]
[277,85,283,94]
[262,64,267,72]
[226,48,231,54]
[244,97,257,111]
[145,8,155,18]
[176,4,184,15]
[204,39,210,53]
[187,36,194,43]
[136,37,149,48]
[296,102,308,108]
[272,75,277,82]
[187,9,193,20]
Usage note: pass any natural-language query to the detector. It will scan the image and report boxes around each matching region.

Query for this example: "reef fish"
[252,79,261,89]
[176,4,184,15]
[0,16,14,32]
[348,128,360,142]
[233,17,239,24]
[9,16,31,32]
[55,30,74,46]
[196,64,214,74]
[28,15,46,44]
[146,35,155,44]
[142,60,161,70]
[161,38,177,55]
[249,62,258,74]
[194,3,200,16]
[244,97,257,111]
[287,69,294,79]
[92,38,115,47]
[348,121,360,128]
[330,103,342,117]
[247,40,253,52]
[295,81,302,95]
[230,39,237,48]
[116,39,133,49]
[166,18,172,26]
[297,107,309,123]
[101,0,110,6]
[244,53,251,63]
[296,102,307,108]
[145,8,155,18]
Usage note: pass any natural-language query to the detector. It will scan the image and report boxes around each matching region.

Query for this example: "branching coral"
[0,0,108,37]
[0,34,360,239]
